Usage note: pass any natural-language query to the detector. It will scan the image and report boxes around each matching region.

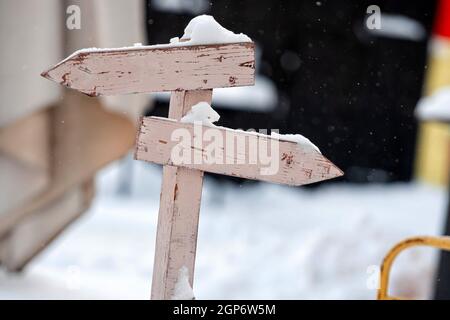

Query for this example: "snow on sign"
[41,15,343,299]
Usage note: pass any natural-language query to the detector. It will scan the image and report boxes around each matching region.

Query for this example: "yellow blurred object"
[414,37,450,186]
[424,42,450,94]
[415,121,450,186]
[378,236,450,300]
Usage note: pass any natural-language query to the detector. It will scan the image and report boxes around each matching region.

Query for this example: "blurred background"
[1,0,450,299]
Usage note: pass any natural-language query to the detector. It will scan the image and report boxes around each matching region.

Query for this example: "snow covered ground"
[0,158,447,299]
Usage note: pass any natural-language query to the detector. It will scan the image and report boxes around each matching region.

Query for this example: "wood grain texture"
[136,117,343,186]
[41,43,255,96]
[150,90,212,300]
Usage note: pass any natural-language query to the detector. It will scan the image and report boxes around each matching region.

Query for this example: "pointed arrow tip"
[313,153,344,183]
[40,69,51,80]
[329,162,344,179]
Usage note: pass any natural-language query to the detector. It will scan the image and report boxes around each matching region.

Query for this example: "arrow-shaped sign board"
[42,25,343,300]
[41,43,255,96]
[136,116,342,186]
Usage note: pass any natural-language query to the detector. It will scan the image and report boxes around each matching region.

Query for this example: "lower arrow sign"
[135,117,343,186]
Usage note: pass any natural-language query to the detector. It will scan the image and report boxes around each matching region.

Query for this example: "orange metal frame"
[378,236,450,300]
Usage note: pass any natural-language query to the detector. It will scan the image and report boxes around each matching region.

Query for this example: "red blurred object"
[434,0,450,38]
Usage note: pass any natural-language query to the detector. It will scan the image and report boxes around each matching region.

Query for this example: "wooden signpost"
[42,22,343,300]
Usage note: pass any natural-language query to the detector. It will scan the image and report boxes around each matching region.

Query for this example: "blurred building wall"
[0,0,147,270]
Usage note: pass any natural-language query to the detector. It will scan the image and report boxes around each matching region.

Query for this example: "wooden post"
[151,90,212,299]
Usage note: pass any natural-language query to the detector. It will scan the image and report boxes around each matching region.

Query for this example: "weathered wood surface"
[41,43,255,96]
[136,117,343,186]
[151,90,212,300]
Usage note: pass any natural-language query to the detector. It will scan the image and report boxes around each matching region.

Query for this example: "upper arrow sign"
[41,43,255,97]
